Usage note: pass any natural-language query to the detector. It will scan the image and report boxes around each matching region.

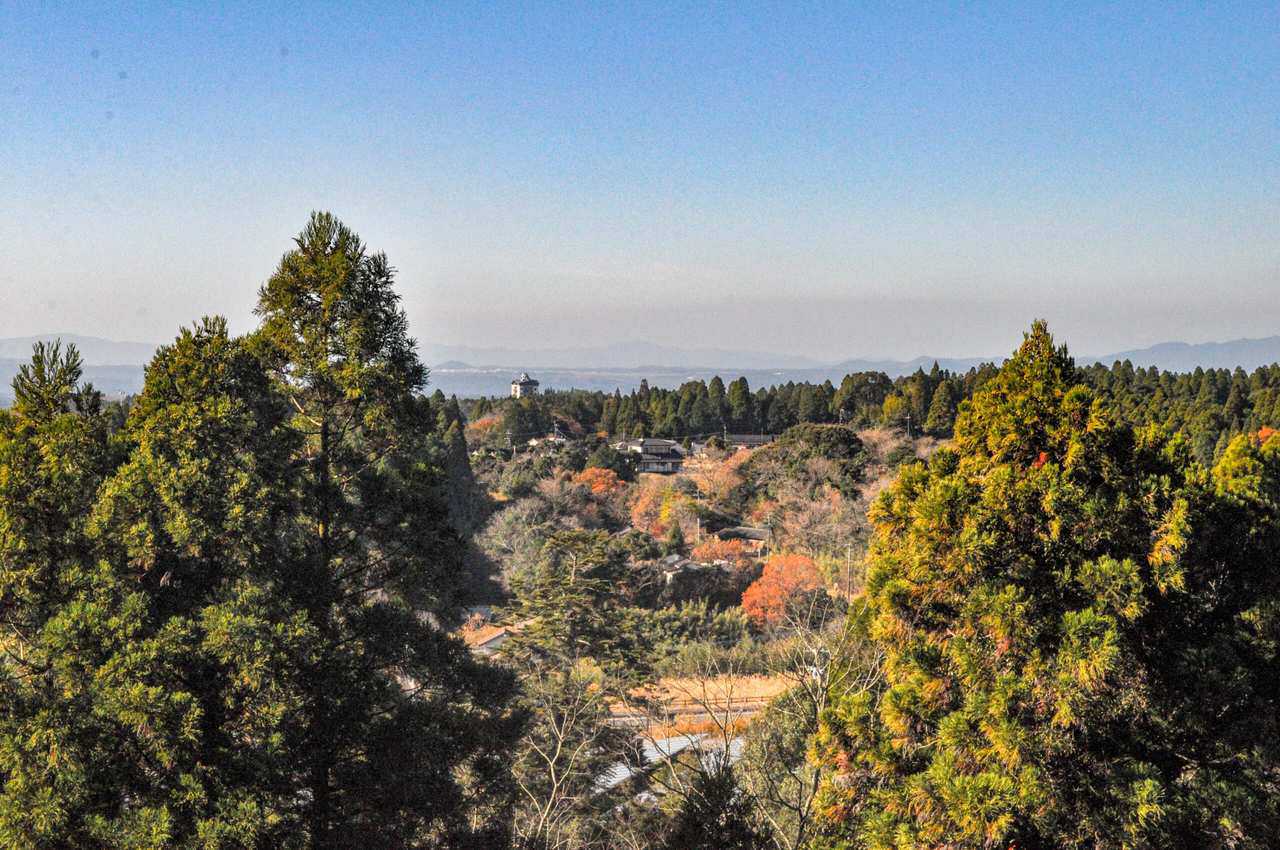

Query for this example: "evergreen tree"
[249,212,518,846]
[502,397,550,445]
[82,319,308,846]
[922,381,956,436]
[815,322,1280,849]
[0,343,121,845]
[707,376,726,402]
[663,521,686,555]
[0,225,520,848]
[727,377,754,432]
[661,760,769,850]
[440,416,484,532]
[501,532,638,849]
[1223,380,1247,424]
[504,530,628,671]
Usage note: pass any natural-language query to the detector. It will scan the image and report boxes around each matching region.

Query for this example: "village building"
[615,437,686,474]
[716,525,771,554]
[658,553,716,585]
[459,618,532,656]
[724,433,775,450]
[510,372,539,398]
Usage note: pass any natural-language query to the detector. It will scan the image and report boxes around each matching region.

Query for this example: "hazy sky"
[2,3,1277,361]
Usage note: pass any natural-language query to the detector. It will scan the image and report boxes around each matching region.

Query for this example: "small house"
[616,437,685,474]
[716,525,771,554]
[725,433,775,450]
[460,620,533,656]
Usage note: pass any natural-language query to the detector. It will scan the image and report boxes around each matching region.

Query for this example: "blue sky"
[2,2,1277,359]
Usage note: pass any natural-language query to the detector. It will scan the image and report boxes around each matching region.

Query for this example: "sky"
[2,2,1277,361]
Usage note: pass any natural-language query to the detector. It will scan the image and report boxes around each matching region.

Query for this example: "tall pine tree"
[85,318,308,845]
[0,344,122,845]
[815,322,1280,849]
[249,212,516,846]
[0,216,521,848]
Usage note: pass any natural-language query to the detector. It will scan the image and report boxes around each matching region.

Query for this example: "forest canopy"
[466,350,1280,470]
[2,218,1279,850]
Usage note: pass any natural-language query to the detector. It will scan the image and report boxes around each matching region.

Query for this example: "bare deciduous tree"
[739,596,884,850]
[511,663,630,850]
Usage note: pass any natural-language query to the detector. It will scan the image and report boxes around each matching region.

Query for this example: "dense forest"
[3,215,1280,849]
[467,355,1280,469]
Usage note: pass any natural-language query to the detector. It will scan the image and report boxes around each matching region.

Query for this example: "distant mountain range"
[420,341,824,370]
[3,333,1280,402]
[1097,338,1280,372]
[0,334,158,365]
[424,336,1280,396]
[0,334,158,403]
[425,335,1280,376]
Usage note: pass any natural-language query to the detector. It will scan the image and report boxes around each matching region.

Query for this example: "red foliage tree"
[740,553,822,627]
[465,414,500,439]
[628,484,666,535]
[572,466,625,496]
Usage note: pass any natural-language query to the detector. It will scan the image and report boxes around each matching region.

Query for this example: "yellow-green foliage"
[813,323,1280,849]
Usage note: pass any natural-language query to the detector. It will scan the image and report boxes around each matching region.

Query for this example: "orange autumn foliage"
[741,553,822,627]
[466,415,500,437]
[1259,426,1277,444]
[748,498,780,525]
[629,482,668,535]
[628,478,696,537]
[690,538,755,571]
[573,466,625,496]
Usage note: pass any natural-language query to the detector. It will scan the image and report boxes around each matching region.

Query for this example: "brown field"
[611,674,790,728]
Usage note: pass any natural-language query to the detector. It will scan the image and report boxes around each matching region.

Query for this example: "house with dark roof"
[616,437,685,474]
[717,525,771,553]
[725,433,775,450]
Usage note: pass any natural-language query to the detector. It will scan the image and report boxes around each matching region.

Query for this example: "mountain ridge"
[3,333,1280,401]
[0,334,159,365]
[420,340,825,370]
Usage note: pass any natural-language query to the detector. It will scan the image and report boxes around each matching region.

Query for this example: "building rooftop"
[717,526,771,541]
[725,433,775,447]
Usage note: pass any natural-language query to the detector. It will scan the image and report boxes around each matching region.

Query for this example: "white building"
[510,372,539,398]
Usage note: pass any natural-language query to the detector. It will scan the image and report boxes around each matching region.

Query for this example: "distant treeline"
[465,359,1280,465]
